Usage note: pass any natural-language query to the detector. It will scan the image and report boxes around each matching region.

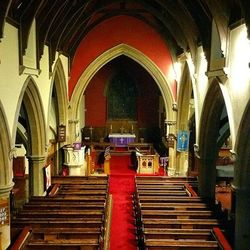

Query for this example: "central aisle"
[109,155,137,250]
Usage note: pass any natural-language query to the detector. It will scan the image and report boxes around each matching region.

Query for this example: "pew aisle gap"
[109,155,137,250]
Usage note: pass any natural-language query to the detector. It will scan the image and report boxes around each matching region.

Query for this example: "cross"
[120,126,124,134]
[180,133,187,148]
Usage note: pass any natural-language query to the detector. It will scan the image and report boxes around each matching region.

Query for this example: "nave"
[9,152,232,250]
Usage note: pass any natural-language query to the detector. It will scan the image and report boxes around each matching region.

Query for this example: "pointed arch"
[48,58,68,127]
[13,76,46,156]
[234,99,250,189]
[177,62,193,130]
[0,101,13,194]
[199,79,225,159]
[70,44,175,123]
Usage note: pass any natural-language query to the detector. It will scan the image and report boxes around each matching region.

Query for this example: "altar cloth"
[109,133,136,147]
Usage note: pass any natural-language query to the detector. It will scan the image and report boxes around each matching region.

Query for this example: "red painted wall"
[69,15,175,99]
[85,57,159,127]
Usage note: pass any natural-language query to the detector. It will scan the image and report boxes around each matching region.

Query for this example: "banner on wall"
[177,130,190,152]
[44,164,52,192]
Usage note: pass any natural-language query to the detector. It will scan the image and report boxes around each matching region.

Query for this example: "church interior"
[0,1,250,249]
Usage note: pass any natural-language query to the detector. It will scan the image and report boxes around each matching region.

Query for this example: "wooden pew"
[142,218,220,229]
[59,184,108,190]
[51,176,108,185]
[26,238,100,250]
[143,228,214,240]
[140,210,214,219]
[11,218,104,229]
[29,196,107,202]
[16,209,104,219]
[139,202,209,210]
[136,196,204,203]
[23,201,105,210]
[144,239,219,250]
[11,175,110,250]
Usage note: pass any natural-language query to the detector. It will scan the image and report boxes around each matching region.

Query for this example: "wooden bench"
[16,210,104,219]
[23,203,106,210]
[143,228,214,240]
[136,198,205,205]
[140,210,214,219]
[26,238,100,250]
[30,227,103,240]
[11,218,104,229]
[139,202,209,210]
[29,196,107,202]
[59,184,108,190]
[136,190,189,196]
[142,218,220,229]
[144,239,219,249]
[56,189,108,195]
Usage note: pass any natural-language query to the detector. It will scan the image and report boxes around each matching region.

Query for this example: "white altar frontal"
[108,133,136,147]
[63,145,86,176]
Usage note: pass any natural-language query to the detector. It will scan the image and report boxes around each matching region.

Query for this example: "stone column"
[0,183,14,250]
[234,187,250,249]
[165,120,177,176]
[27,156,46,196]
[197,157,216,200]
[194,144,216,200]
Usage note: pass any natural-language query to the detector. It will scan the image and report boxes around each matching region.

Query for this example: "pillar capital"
[26,155,46,163]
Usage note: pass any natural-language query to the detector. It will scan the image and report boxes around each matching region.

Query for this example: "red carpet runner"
[109,155,137,250]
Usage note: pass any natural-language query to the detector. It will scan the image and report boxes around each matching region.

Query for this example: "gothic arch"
[197,79,225,198]
[233,98,250,249]
[13,76,46,156]
[176,62,194,175]
[199,80,225,159]
[0,101,13,196]
[177,62,193,130]
[70,44,175,124]
[49,58,68,127]
[234,99,250,189]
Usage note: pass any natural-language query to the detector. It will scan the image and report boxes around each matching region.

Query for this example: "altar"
[108,133,136,147]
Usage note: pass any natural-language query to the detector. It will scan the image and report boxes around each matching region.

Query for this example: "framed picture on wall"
[58,125,66,142]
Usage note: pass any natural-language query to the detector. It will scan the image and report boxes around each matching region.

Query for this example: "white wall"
[0,22,69,147]
[227,24,250,146]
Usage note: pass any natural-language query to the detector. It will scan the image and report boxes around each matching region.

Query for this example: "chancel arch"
[70,44,175,131]
[70,43,176,171]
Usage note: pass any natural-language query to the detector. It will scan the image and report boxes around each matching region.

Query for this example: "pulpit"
[108,133,136,147]
[63,145,86,176]
[137,154,159,174]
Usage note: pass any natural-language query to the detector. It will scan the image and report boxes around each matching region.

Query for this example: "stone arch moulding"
[177,62,193,130]
[234,99,250,189]
[70,43,175,123]
[0,101,14,195]
[48,58,68,128]
[198,79,225,159]
[13,76,46,156]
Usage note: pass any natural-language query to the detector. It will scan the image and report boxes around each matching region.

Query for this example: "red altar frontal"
[108,133,136,147]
